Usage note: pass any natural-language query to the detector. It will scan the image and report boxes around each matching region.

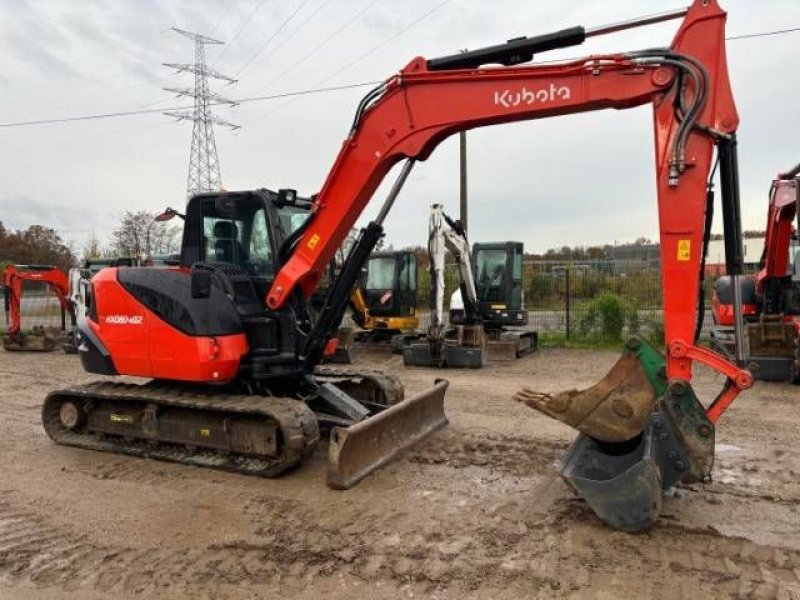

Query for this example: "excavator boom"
[266,0,752,528]
[269,0,747,403]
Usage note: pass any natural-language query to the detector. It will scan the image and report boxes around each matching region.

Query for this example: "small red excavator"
[2,264,74,352]
[46,0,750,530]
[712,163,800,382]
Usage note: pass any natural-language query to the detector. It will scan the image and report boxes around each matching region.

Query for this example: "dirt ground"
[0,348,798,599]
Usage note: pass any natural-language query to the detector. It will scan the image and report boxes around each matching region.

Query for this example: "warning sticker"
[677,239,691,261]
[307,233,321,250]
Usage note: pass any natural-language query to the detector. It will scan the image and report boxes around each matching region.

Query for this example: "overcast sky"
[1,0,799,255]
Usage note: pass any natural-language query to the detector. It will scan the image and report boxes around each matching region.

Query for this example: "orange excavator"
[712,163,800,382]
[2,264,74,352]
[44,1,750,530]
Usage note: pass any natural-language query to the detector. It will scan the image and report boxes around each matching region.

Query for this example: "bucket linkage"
[515,337,715,531]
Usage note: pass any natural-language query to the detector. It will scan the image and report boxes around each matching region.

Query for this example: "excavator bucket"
[2,327,60,352]
[517,337,715,531]
[513,338,663,443]
[327,379,449,489]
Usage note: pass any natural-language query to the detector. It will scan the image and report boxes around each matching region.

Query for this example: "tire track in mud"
[548,499,800,597]
[0,497,120,590]
[2,472,800,597]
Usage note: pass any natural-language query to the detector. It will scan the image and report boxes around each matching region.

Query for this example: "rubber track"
[314,365,405,406]
[42,381,320,478]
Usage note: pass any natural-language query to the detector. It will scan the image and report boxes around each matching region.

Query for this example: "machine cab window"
[365,256,396,290]
[200,197,274,278]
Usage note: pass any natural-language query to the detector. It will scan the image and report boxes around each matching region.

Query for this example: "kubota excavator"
[2,264,74,352]
[45,0,751,530]
[712,162,800,382]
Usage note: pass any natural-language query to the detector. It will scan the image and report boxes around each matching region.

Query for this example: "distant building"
[705,237,764,274]
[606,243,660,271]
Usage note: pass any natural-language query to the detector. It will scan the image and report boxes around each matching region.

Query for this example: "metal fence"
[9,281,67,331]
[8,263,718,349]
[409,259,720,347]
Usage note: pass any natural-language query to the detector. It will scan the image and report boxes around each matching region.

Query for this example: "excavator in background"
[711,163,800,382]
[334,250,420,362]
[44,0,751,530]
[405,204,488,367]
[451,241,539,360]
[2,264,74,352]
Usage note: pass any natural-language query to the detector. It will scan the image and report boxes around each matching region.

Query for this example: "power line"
[213,0,270,65]
[233,0,315,78]
[249,0,383,95]
[318,0,451,86]
[726,26,800,41]
[248,0,450,120]
[240,0,336,81]
[210,0,238,36]
[0,81,383,129]
[3,23,799,131]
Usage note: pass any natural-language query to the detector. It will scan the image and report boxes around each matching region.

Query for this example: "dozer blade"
[327,379,449,489]
[513,338,664,443]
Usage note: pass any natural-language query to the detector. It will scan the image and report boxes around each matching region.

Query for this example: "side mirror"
[155,207,185,222]
[191,269,212,299]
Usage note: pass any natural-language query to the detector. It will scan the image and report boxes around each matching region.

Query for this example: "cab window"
[366,257,396,290]
[201,199,274,278]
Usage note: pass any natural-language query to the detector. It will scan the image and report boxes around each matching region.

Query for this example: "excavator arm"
[2,265,73,352]
[428,204,479,342]
[266,0,753,529]
[270,0,749,405]
[757,163,799,308]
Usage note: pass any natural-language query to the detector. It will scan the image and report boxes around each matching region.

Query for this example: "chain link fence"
[3,280,68,333]
[410,259,720,348]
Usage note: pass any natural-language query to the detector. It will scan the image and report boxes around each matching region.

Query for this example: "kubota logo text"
[105,315,144,325]
[494,84,571,108]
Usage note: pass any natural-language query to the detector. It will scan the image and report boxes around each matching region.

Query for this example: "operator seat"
[213,221,244,264]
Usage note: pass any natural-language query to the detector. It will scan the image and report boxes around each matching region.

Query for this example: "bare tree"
[111,211,181,258]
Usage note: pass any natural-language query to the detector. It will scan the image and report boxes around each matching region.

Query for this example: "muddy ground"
[0,348,798,599]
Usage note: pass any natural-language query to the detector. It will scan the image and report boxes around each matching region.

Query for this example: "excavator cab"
[334,250,420,360]
[181,190,312,297]
[472,242,527,327]
[449,241,538,359]
[361,251,418,320]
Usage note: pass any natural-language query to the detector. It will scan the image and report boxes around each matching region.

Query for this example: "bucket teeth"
[513,348,656,443]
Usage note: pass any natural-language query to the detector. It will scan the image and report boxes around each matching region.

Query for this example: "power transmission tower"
[164,27,240,199]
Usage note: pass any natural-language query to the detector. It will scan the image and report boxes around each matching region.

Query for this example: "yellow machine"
[335,250,420,360]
